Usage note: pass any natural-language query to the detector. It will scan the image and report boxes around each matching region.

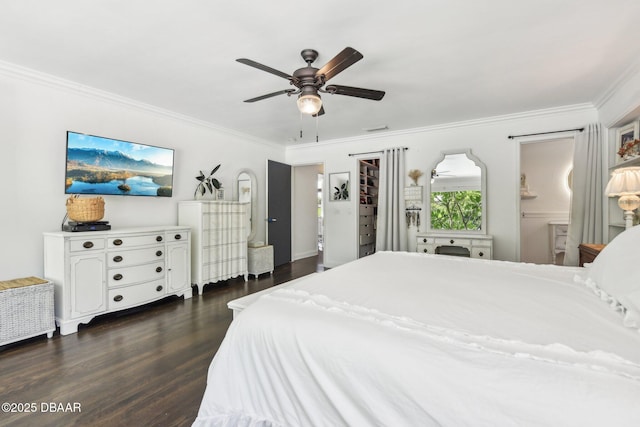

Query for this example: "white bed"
[194,227,640,427]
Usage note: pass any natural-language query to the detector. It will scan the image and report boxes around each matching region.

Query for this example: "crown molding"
[0,60,282,150]
[287,103,595,151]
[593,57,640,110]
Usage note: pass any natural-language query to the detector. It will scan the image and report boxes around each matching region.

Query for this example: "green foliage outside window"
[431,191,482,230]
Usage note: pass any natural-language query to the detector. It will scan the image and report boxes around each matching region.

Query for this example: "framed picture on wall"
[329,172,350,201]
[616,121,639,163]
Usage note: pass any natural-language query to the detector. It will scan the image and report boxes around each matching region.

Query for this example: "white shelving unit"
[607,123,640,241]
[358,159,379,258]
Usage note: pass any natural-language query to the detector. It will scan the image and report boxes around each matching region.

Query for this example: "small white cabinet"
[548,221,568,265]
[416,232,493,260]
[44,226,191,335]
[248,245,274,278]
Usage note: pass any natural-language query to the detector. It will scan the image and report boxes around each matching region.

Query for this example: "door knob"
[266,218,277,223]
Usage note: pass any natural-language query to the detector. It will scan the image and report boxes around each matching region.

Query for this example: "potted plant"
[195,164,222,198]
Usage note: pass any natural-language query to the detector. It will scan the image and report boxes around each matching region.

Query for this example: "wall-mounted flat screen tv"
[65,131,174,197]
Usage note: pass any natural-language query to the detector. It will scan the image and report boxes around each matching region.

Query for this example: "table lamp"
[605,166,640,229]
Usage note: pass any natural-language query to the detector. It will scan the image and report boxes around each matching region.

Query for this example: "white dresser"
[416,232,493,260]
[178,201,248,294]
[43,226,191,335]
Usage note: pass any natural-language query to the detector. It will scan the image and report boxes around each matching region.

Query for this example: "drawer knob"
[156,236,163,242]
[82,241,94,249]
[174,234,182,240]
[423,248,428,253]
[113,239,123,246]
[156,250,163,257]
[113,255,123,263]
[479,252,484,257]
[113,273,123,281]
[450,239,454,244]
[156,266,163,273]
[113,295,123,302]
[423,238,427,243]
[156,285,163,292]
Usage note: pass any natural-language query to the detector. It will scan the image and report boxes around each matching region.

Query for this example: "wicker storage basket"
[66,196,105,222]
[0,277,55,346]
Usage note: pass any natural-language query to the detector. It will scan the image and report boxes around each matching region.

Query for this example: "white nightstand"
[248,245,274,279]
[548,221,568,265]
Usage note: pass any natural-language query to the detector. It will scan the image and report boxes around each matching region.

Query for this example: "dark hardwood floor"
[0,254,324,427]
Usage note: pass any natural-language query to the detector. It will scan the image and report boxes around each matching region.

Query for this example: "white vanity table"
[416,149,492,259]
[416,233,493,259]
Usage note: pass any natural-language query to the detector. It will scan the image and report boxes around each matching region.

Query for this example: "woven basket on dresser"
[66,196,105,222]
[0,277,55,346]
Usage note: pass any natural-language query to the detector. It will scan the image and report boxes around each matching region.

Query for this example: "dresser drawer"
[434,237,471,246]
[108,234,165,249]
[416,236,435,245]
[69,238,106,252]
[205,212,245,228]
[108,262,165,287]
[416,244,434,254]
[359,205,375,215]
[359,243,375,257]
[359,214,374,225]
[107,246,165,267]
[166,230,188,242]
[108,279,166,310]
[554,236,567,250]
[203,242,247,264]
[471,247,491,259]
[359,223,375,234]
[359,233,375,245]
[554,224,569,235]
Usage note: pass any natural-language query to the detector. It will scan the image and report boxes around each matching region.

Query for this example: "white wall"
[0,67,283,280]
[520,138,574,264]
[287,105,597,266]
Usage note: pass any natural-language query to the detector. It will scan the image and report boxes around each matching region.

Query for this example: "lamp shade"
[605,167,640,196]
[297,93,322,115]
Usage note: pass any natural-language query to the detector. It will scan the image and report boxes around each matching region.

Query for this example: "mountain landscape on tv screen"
[65,148,173,197]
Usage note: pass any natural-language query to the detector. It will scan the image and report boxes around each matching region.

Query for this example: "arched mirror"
[236,169,258,242]
[427,149,487,233]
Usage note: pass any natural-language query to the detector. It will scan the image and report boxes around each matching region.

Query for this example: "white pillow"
[587,225,640,328]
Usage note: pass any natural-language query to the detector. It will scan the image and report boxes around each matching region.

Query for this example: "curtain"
[564,123,604,266]
[376,148,408,251]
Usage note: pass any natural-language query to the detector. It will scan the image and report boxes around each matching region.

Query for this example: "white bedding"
[194,252,640,427]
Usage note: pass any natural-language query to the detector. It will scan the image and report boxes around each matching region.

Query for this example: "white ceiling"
[2,0,640,146]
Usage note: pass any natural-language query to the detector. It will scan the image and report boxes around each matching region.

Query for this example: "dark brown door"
[267,160,291,267]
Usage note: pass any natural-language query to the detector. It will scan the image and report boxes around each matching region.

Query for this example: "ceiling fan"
[236,47,385,116]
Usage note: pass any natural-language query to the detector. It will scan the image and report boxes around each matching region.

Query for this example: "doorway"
[291,163,324,261]
[519,138,574,264]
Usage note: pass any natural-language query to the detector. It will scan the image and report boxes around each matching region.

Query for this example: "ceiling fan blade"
[236,58,292,80]
[316,47,363,82]
[243,89,296,103]
[325,85,385,101]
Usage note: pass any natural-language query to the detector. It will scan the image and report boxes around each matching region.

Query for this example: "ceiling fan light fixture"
[297,93,322,115]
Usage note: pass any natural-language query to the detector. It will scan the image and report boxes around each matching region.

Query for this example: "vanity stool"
[248,244,274,279]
